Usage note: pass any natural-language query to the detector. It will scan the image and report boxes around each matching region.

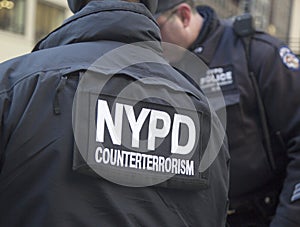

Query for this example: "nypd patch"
[279,46,300,71]
[200,65,235,94]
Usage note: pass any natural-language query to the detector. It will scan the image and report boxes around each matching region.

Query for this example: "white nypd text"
[95,99,197,176]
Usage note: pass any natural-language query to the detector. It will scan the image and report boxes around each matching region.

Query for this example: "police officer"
[155,0,300,226]
[0,0,229,226]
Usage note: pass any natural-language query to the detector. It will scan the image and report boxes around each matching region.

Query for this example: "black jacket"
[190,6,300,226]
[0,2,229,227]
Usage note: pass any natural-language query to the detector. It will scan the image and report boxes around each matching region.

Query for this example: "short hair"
[86,0,140,3]
[162,0,196,17]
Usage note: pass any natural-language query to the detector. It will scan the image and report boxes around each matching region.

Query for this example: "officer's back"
[0,0,229,226]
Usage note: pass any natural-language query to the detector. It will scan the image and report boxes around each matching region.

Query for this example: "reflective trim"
[291,183,300,203]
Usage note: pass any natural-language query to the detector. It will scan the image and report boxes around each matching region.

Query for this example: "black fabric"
[189,5,300,227]
[67,0,86,13]
[0,2,230,227]
[67,0,158,14]
[189,5,219,51]
[33,1,160,51]
[155,0,185,16]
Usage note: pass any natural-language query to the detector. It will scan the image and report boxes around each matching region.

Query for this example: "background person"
[0,0,229,226]
[155,0,300,226]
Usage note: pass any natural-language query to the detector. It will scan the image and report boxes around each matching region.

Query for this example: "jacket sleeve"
[0,92,9,169]
[0,64,13,171]
[0,95,3,157]
[251,38,300,226]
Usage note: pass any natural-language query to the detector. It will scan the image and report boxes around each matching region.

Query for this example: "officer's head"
[67,0,158,14]
[155,0,201,49]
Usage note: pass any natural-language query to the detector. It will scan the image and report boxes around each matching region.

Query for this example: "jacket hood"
[33,1,161,51]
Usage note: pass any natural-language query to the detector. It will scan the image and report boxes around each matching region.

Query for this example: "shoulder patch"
[291,183,300,203]
[279,46,300,71]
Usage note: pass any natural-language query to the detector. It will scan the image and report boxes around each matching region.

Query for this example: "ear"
[176,3,192,28]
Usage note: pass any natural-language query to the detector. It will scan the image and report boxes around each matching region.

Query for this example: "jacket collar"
[33,1,161,51]
[190,6,224,65]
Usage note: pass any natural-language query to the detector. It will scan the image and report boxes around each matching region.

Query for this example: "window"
[271,0,292,42]
[0,0,26,34]
[35,1,65,42]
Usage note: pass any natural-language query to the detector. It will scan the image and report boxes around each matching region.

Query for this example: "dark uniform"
[0,1,229,226]
[188,5,300,227]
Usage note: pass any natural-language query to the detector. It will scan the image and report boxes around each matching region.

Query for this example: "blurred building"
[0,0,71,62]
[199,0,300,55]
[289,0,300,54]
[0,0,299,63]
